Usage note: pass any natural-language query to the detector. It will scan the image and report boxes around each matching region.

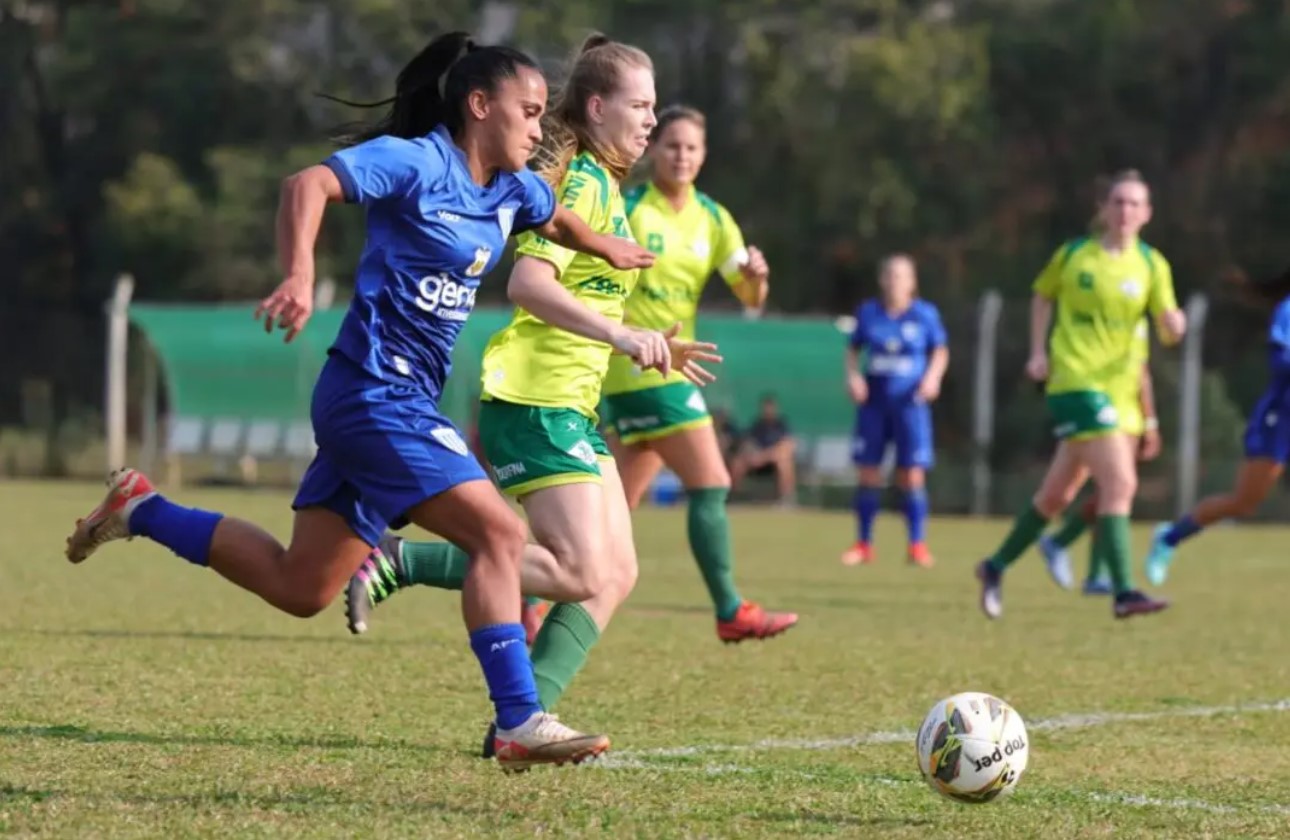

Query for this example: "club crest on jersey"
[465,247,492,278]
[431,427,469,456]
[497,206,516,241]
[691,238,710,258]
[901,322,921,342]
[1120,279,1141,297]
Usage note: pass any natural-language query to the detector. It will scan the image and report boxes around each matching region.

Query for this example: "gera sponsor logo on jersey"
[415,273,478,322]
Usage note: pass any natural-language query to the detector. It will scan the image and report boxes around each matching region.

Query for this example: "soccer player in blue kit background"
[63,32,667,772]
[841,254,949,568]
[1145,274,1290,586]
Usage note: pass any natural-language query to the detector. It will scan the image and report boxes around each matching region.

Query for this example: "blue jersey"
[848,299,947,403]
[323,126,556,403]
[1266,296,1290,399]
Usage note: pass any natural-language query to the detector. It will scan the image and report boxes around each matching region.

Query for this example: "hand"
[600,236,655,270]
[917,375,942,403]
[1025,352,1049,382]
[1139,427,1162,461]
[661,322,722,386]
[848,372,868,404]
[1157,309,1187,346]
[255,274,314,342]
[609,325,672,377]
[740,245,770,308]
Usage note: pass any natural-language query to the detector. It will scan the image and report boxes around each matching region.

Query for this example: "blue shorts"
[292,355,489,545]
[1242,391,1290,463]
[852,400,934,469]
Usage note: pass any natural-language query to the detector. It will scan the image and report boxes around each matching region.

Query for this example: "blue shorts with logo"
[852,398,934,469]
[1243,389,1290,463]
[292,354,488,545]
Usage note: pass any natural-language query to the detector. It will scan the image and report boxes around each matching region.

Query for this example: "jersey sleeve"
[1270,299,1290,349]
[923,302,948,348]
[323,136,434,205]
[711,202,750,287]
[512,168,557,233]
[1146,250,1179,316]
[848,306,868,349]
[1031,245,1069,299]
[514,168,602,276]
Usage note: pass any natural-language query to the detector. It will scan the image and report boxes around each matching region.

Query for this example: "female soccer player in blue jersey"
[1144,274,1290,585]
[63,32,666,772]
[841,254,948,568]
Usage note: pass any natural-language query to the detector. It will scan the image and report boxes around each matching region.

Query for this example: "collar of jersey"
[431,125,501,195]
[645,180,696,214]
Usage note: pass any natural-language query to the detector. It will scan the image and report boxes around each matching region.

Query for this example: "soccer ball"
[915,692,1029,804]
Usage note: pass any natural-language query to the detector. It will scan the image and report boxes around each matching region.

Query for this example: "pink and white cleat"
[65,468,157,564]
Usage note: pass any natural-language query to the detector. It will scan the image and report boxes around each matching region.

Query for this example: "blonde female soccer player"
[975,169,1186,620]
[599,104,797,642]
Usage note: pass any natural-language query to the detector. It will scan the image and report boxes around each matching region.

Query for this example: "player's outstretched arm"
[257,165,345,342]
[534,206,655,270]
[507,255,672,376]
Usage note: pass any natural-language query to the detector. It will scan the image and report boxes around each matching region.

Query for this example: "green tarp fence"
[128,304,854,438]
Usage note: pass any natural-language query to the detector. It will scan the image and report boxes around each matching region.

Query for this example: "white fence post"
[972,290,1003,517]
[104,274,135,472]
[1176,292,1209,516]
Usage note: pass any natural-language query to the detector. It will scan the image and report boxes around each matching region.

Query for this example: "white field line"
[594,698,1290,817]
[612,698,1290,759]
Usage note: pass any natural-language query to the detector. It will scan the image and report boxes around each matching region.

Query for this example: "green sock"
[1050,509,1089,549]
[400,540,469,590]
[1086,531,1108,582]
[530,603,601,711]
[523,596,543,608]
[988,504,1049,572]
[1098,515,1134,595]
[687,487,742,621]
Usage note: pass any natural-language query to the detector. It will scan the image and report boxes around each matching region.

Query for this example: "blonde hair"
[534,33,654,187]
[1091,168,1150,234]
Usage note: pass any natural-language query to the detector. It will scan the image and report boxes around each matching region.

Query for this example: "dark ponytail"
[322,31,540,147]
[1232,265,1290,307]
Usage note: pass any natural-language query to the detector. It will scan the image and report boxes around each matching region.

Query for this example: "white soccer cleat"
[65,468,157,564]
[492,712,610,772]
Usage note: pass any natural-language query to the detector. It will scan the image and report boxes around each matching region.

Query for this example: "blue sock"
[903,487,929,543]
[127,495,223,567]
[854,486,880,543]
[1164,514,1202,547]
[469,623,542,731]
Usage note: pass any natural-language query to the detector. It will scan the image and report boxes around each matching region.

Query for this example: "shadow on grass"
[0,782,490,817]
[4,627,433,647]
[0,723,450,755]
[751,809,936,829]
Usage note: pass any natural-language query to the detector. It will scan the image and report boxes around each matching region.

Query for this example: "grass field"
[2,479,1288,838]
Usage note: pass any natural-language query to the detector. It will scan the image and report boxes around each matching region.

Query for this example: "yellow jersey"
[601,182,747,395]
[481,152,639,417]
[1033,236,1176,399]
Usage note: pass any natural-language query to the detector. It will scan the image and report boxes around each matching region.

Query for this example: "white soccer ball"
[915,692,1029,804]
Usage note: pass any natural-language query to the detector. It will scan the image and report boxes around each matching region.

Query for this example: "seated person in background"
[710,407,741,465]
[730,394,798,502]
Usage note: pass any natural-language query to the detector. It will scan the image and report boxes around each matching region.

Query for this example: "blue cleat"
[1143,523,1175,587]
[1082,576,1114,596]
[1037,535,1074,590]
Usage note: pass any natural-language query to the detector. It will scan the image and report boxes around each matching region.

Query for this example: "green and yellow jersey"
[601,182,748,396]
[1112,319,1151,436]
[1034,236,1176,403]
[481,152,639,418]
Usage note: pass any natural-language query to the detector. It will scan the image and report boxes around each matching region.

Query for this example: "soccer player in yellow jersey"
[975,169,1186,621]
[601,105,798,642]
[1037,320,1162,595]
[341,35,720,761]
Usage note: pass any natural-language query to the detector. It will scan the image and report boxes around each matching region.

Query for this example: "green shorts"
[477,399,611,496]
[1047,390,1121,441]
[601,381,712,445]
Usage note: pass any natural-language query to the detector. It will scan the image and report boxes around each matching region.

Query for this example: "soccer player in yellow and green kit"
[1037,319,1162,595]
[601,105,798,642]
[975,169,1186,621]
